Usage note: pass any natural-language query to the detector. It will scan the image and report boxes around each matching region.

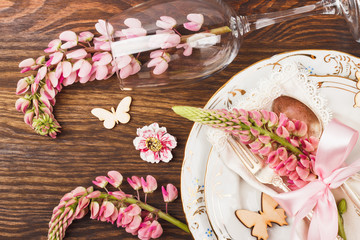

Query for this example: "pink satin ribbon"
[274,119,360,240]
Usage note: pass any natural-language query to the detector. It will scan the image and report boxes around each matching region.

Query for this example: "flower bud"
[161,184,178,203]
[337,199,347,215]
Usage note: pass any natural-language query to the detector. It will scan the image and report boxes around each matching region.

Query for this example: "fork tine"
[227,137,262,173]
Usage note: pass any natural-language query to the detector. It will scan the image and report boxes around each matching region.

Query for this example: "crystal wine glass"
[107,0,360,90]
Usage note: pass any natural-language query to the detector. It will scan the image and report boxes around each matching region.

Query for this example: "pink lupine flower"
[119,18,147,39]
[86,190,101,199]
[149,33,180,49]
[105,171,123,188]
[60,30,78,49]
[127,176,142,190]
[24,110,34,126]
[141,175,157,194]
[176,43,192,56]
[98,201,115,221]
[78,31,94,42]
[72,186,87,197]
[15,97,31,113]
[183,13,204,31]
[19,58,35,73]
[40,84,56,100]
[109,190,128,200]
[72,59,92,78]
[161,184,178,203]
[138,220,163,240]
[16,77,30,95]
[133,122,177,163]
[96,19,114,36]
[156,16,176,30]
[147,50,170,75]
[66,49,87,60]
[92,176,108,188]
[35,66,47,84]
[49,52,64,65]
[90,201,100,219]
[44,39,61,53]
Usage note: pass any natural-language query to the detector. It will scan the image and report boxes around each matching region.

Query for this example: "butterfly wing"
[261,193,288,226]
[91,108,116,129]
[236,209,269,240]
[115,96,132,124]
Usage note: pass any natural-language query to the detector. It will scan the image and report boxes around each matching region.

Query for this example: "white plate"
[181,50,360,240]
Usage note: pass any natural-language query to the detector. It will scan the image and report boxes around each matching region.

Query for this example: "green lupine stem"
[173,106,303,156]
[100,194,190,234]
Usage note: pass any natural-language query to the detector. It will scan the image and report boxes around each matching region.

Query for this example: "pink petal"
[78,60,92,77]
[72,59,83,72]
[79,74,91,83]
[66,49,87,60]
[35,66,47,83]
[95,19,113,36]
[183,22,201,31]
[55,63,63,79]
[124,18,142,28]
[103,202,115,218]
[95,65,108,80]
[116,55,132,69]
[131,60,141,75]
[97,52,112,66]
[122,27,147,38]
[152,60,168,75]
[51,52,64,65]
[147,58,162,68]
[150,50,165,59]
[119,64,132,79]
[79,31,94,42]
[59,30,77,41]
[16,78,29,95]
[187,13,204,25]
[19,58,35,68]
[61,41,77,50]
[62,61,72,78]
[157,16,176,29]
[62,72,77,86]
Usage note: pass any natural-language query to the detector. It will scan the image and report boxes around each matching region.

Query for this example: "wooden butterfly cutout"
[91,96,132,129]
[235,193,288,240]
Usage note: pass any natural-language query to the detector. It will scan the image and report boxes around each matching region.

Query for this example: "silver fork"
[227,136,290,193]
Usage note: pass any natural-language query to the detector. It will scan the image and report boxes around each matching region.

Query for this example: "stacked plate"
[181,50,360,240]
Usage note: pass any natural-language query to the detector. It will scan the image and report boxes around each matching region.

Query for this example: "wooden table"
[1,0,359,239]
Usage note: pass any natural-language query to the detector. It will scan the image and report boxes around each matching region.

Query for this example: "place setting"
[9,0,360,239]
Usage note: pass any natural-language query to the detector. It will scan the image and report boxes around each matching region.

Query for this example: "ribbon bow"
[274,119,360,240]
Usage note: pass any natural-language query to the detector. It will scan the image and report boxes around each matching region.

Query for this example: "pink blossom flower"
[147,50,170,75]
[92,176,108,188]
[141,175,157,194]
[66,49,87,60]
[149,33,180,49]
[86,190,101,199]
[183,13,204,31]
[105,170,123,188]
[72,59,92,78]
[35,66,47,84]
[161,184,178,203]
[24,110,34,126]
[133,122,177,163]
[156,16,176,30]
[90,201,100,219]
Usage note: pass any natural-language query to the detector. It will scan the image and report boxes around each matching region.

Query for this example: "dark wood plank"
[1,0,359,239]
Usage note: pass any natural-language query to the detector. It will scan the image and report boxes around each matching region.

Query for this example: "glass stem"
[241,0,340,34]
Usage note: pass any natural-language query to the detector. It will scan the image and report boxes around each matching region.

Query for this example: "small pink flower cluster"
[48,171,180,240]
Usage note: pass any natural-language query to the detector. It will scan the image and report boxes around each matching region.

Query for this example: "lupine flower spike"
[173,106,319,190]
[48,171,188,240]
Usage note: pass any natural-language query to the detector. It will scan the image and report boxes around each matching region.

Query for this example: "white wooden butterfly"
[91,96,132,129]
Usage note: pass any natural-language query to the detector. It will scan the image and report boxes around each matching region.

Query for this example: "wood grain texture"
[1,0,360,239]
